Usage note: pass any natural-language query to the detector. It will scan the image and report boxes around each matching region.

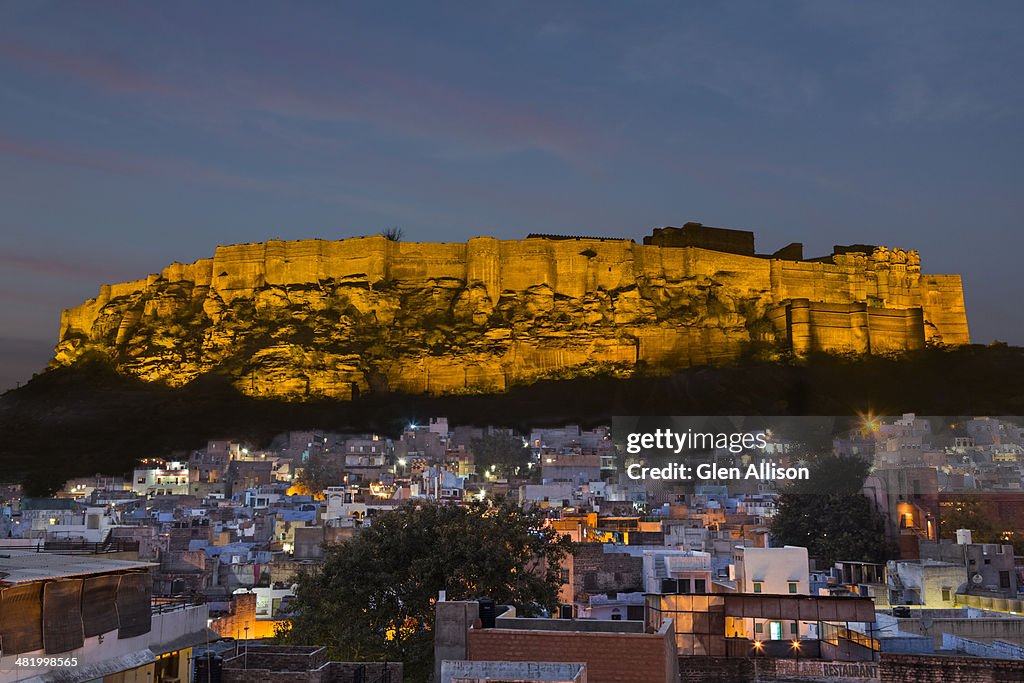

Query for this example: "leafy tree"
[295,451,344,495]
[939,496,1000,543]
[470,432,531,479]
[770,453,895,566]
[278,500,572,682]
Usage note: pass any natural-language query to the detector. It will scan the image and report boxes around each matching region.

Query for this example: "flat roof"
[0,549,156,586]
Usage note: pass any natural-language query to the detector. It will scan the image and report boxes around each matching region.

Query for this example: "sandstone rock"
[51,233,970,400]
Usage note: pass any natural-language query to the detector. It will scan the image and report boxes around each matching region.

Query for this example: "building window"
[791,623,798,634]
[941,588,951,602]
[788,582,798,594]
[695,579,707,593]
[753,582,762,594]
[1000,571,1011,589]
[754,623,763,633]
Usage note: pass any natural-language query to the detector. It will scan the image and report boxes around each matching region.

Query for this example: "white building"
[642,549,713,594]
[131,461,190,497]
[731,545,812,640]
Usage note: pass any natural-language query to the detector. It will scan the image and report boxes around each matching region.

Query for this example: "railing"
[0,539,140,554]
[151,594,206,614]
[820,622,881,651]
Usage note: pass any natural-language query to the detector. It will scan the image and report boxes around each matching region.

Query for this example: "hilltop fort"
[53,222,969,400]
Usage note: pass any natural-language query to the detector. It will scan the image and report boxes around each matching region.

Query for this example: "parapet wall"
[65,235,967,342]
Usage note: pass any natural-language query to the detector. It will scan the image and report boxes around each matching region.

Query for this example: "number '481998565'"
[14,657,78,667]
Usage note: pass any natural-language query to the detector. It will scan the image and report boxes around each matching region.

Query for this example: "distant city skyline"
[2,1,1023,391]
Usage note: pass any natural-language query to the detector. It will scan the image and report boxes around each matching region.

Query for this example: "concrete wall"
[894,613,1024,648]
[435,601,480,683]
[733,546,809,594]
[894,562,965,607]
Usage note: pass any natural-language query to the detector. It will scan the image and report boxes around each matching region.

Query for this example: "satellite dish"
[972,573,984,584]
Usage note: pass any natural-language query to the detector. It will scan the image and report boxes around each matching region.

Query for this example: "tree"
[278,500,572,681]
[939,496,1000,543]
[380,226,404,242]
[295,451,344,495]
[770,453,895,566]
[470,432,531,479]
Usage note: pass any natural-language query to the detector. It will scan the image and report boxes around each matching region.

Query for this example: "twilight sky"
[1,1,1022,391]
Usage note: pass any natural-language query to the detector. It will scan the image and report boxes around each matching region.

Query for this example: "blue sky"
[1,1,1022,390]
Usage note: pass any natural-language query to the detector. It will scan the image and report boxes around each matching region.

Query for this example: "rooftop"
[0,549,156,585]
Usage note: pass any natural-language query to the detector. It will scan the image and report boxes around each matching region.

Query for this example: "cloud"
[0,132,393,212]
[0,38,597,169]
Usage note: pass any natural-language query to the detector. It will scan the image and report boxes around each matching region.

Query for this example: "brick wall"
[678,656,753,683]
[221,658,402,683]
[572,544,643,602]
[880,653,1024,682]
[211,591,257,638]
[467,627,674,683]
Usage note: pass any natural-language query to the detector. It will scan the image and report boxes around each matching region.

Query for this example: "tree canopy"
[770,452,895,566]
[470,432,532,479]
[295,451,344,495]
[278,500,572,681]
[939,495,1024,553]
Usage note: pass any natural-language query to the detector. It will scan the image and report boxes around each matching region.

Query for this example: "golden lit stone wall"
[54,234,970,399]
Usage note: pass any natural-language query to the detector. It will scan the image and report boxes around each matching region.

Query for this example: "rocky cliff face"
[52,234,969,400]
